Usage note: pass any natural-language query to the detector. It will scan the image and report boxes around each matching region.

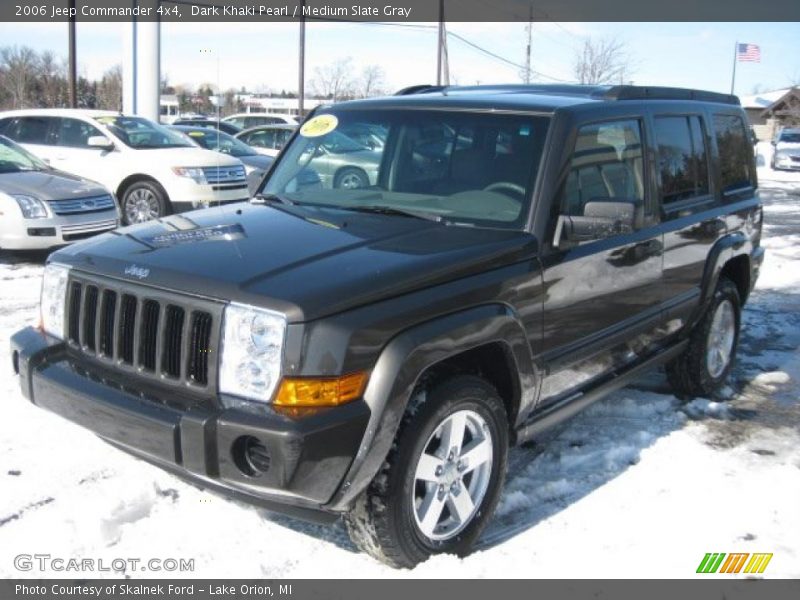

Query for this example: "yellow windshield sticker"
[95,116,116,124]
[188,131,205,137]
[300,114,338,138]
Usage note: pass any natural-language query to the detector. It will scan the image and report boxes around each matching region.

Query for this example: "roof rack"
[393,83,740,105]
[394,84,448,96]
[597,85,740,105]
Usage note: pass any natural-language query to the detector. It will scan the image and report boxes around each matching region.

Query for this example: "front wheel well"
[411,342,521,440]
[720,255,751,305]
[116,175,170,206]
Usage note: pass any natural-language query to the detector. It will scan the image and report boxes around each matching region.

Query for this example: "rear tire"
[344,375,508,568]
[334,167,369,190]
[667,277,741,399]
[121,180,169,225]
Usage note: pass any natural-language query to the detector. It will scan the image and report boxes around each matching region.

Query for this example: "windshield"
[94,115,193,149]
[0,136,48,173]
[180,128,256,157]
[779,132,800,144]
[263,109,550,228]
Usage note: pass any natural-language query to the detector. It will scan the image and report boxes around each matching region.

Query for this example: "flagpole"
[730,41,738,95]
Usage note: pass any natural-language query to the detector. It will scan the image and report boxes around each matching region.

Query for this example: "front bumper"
[772,155,800,171]
[0,209,119,250]
[10,327,369,522]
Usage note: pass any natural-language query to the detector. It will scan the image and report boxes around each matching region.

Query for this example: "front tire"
[667,277,741,398]
[344,375,508,568]
[333,167,369,190]
[121,180,169,225]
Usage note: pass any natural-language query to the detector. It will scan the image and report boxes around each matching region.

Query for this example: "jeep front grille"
[65,275,221,392]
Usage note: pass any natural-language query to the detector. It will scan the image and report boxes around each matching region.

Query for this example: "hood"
[775,141,800,153]
[0,169,108,200]
[240,154,274,170]
[134,146,243,167]
[53,203,536,322]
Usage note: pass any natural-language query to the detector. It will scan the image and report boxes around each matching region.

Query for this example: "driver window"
[556,119,645,244]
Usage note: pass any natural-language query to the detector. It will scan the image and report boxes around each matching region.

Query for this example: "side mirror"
[87,136,114,150]
[554,199,636,248]
[771,140,777,146]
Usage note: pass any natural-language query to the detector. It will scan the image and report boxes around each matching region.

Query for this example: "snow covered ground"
[1,163,798,578]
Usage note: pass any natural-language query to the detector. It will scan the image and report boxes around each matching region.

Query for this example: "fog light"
[232,436,271,477]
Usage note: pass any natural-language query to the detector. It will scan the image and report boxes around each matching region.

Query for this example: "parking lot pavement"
[0,183,798,578]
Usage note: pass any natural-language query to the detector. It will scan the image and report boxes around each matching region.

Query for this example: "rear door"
[650,110,726,329]
[538,116,666,404]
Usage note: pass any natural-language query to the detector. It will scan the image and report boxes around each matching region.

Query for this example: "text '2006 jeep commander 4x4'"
[12,85,764,568]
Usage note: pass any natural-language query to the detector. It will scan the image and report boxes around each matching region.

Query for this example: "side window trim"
[651,111,715,217]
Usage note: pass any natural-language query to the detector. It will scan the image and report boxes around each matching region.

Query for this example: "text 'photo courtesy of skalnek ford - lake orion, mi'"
[0,0,799,589]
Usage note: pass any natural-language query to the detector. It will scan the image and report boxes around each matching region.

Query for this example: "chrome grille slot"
[139,300,160,372]
[68,282,82,344]
[188,312,213,385]
[162,305,185,378]
[99,290,117,357]
[118,295,137,365]
[82,286,98,351]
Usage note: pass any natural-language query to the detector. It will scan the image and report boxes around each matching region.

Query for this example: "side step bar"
[517,340,688,442]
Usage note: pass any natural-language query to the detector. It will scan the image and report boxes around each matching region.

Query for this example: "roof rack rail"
[394,84,448,96]
[597,85,740,105]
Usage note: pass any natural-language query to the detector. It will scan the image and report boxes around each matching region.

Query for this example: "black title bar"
[3,0,800,22]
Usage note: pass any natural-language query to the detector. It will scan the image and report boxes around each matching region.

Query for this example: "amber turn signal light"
[274,372,368,407]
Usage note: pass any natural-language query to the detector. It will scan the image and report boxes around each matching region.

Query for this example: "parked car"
[222,113,297,130]
[234,124,297,157]
[770,127,800,171]
[0,135,118,250]
[11,85,764,569]
[0,109,249,225]
[172,118,242,136]
[172,125,273,195]
[237,124,380,188]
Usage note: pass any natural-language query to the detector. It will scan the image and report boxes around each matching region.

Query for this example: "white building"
[234,94,325,117]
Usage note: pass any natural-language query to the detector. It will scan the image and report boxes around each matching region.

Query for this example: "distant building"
[159,94,179,123]
[740,87,800,141]
[234,94,324,117]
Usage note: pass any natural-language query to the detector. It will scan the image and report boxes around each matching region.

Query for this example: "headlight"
[40,263,71,339]
[171,167,207,184]
[13,194,49,219]
[219,303,286,403]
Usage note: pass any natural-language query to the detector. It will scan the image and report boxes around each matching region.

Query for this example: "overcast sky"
[1,21,797,97]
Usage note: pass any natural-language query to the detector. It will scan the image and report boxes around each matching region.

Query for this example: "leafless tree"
[96,65,122,111]
[37,51,67,107]
[358,65,386,98]
[1,46,39,108]
[310,57,356,101]
[573,37,631,85]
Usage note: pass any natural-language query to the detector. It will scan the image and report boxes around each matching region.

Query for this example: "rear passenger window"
[654,116,710,204]
[10,117,54,145]
[713,114,754,192]
[556,119,646,243]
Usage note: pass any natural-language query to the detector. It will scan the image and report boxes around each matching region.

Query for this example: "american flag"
[737,43,761,62]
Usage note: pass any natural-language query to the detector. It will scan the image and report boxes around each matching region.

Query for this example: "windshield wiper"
[252,192,296,206]
[343,204,444,223]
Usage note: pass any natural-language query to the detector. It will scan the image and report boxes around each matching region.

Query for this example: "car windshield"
[0,136,48,173]
[779,132,800,143]
[94,115,193,149]
[263,109,550,229]
[181,128,256,157]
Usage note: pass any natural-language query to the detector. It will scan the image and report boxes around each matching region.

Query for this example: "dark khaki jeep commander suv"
[12,85,764,568]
